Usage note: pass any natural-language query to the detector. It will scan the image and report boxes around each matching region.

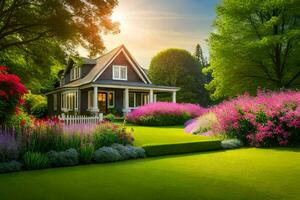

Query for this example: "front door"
[98,92,107,114]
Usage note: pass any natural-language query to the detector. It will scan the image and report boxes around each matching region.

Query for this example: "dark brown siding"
[97,52,144,82]
[81,64,94,78]
[47,94,54,115]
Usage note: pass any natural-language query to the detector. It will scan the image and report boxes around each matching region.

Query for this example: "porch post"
[172,91,176,103]
[92,86,99,114]
[123,88,130,115]
[149,89,154,103]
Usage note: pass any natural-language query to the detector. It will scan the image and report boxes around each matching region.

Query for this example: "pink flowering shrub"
[127,102,207,126]
[186,90,300,147]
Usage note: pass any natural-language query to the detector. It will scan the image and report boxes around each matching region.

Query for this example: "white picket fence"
[58,113,104,125]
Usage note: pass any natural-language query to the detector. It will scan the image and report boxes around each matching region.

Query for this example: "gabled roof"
[61,45,151,88]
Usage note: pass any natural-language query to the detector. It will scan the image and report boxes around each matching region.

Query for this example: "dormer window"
[70,67,81,81]
[113,65,127,80]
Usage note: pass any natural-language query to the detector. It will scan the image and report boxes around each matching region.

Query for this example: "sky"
[102,0,220,68]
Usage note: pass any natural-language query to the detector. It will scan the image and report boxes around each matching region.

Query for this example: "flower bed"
[127,102,207,126]
[0,119,145,173]
[185,90,300,147]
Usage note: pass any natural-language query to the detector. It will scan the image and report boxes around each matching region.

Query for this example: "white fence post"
[58,113,103,125]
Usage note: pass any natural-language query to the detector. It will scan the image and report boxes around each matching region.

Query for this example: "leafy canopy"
[0,0,119,92]
[205,0,300,99]
[149,49,209,105]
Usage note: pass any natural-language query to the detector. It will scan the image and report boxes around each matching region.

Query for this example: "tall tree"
[205,0,300,99]
[0,0,119,92]
[149,48,209,105]
[194,44,206,67]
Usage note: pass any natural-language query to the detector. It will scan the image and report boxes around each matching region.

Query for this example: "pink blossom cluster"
[211,90,300,147]
[127,102,207,122]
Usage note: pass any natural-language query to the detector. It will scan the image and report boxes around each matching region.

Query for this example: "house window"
[61,91,78,111]
[53,94,57,111]
[112,65,127,80]
[108,92,115,108]
[129,92,149,108]
[70,67,81,81]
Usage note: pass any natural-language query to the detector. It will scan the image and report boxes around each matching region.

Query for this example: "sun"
[111,11,124,24]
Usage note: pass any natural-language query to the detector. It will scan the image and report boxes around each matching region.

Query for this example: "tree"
[194,44,206,67]
[205,0,300,99]
[149,49,209,105]
[0,0,119,92]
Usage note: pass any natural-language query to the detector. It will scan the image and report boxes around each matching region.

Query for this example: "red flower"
[21,119,26,126]
[0,90,8,100]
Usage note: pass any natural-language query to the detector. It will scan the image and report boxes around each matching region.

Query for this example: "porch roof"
[93,80,180,91]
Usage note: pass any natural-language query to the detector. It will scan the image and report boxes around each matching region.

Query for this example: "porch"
[87,83,179,115]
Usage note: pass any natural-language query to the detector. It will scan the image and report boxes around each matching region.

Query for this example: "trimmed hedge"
[142,140,221,156]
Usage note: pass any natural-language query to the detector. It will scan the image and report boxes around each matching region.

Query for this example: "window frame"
[70,67,81,81]
[112,65,127,80]
[107,91,115,108]
[61,91,78,112]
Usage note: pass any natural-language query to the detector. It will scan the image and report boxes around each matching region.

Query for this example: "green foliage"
[93,147,122,163]
[142,140,221,157]
[23,152,49,170]
[24,93,48,118]
[104,114,116,122]
[0,0,119,92]
[205,0,300,99]
[149,48,210,105]
[0,161,22,173]
[111,144,145,160]
[0,142,19,163]
[138,113,191,126]
[92,123,134,149]
[79,144,94,164]
[47,149,79,167]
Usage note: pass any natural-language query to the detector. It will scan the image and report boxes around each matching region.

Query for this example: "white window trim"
[112,65,127,80]
[70,67,81,81]
[53,94,57,111]
[128,92,149,109]
[61,90,79,112]
[107,91,115,108]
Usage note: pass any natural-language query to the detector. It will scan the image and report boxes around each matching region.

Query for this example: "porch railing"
[58,113,104,125]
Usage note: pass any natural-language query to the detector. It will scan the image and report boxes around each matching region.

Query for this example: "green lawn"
[0,148,300,200]
[128,125,216,146]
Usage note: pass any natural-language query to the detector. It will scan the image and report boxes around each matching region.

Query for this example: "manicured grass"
[0,148,300,200]
[128,125,216,146]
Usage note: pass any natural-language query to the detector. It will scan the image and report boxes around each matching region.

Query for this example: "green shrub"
[23,152,49,170]
[0,161,22,173]
[111,144,146,160]
[138,113,191,126]
[104,114,116,122]
[79,143,94,164]
[47,148,79,167]
[221,139,243,149]
[24,93,48,118]
[0,142,19,162]
[143,140,221,156]
[93,147,121,163]
[92,122,134,149]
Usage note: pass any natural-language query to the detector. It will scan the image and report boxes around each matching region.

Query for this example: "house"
[46,45,180,116]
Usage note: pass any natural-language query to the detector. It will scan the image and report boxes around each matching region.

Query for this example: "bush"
[112,144,146,159]
[0,66,27,123]
[23,152,49,170]
[93,122,134,149]
[0,135,19,162]
[47,148,79,167]
[0,161,22,173]
[143,140,221,156]
[184,112,218,134]
[79,143,94,164]
[104,114,116,122]
[93,147,121,163]
[127,102,207,126]
[24,93,48,118]
[221,139,243,149]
